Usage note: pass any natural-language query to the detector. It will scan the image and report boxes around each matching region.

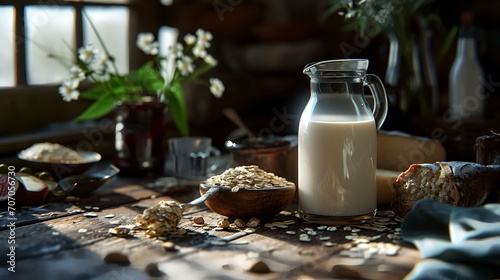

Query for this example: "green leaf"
[321,0,347,21]
[437,26,457,64]
[129,61,165,93]
[80,75,132,101]
[164,83,189,136]
[75,93,116,121]
[80,83,107,100]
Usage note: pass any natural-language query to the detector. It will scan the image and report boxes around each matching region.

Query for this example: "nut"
[233,219,246,228]
[217,219,230,229]
[246,217,260,228]
[193,216,205,225]
[248,260,271,274]
[104,252,130,264]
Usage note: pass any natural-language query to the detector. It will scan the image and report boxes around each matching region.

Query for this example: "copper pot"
[225,136,297,182]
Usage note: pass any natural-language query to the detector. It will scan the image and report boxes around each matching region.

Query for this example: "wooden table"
[0,174,420,280]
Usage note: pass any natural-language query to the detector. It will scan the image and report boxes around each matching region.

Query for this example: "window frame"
[0,0,165,156]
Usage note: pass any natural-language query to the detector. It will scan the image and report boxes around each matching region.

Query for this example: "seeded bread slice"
[391,162,500,217]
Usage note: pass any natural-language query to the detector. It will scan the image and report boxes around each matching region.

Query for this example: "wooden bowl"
[199,183,296,218]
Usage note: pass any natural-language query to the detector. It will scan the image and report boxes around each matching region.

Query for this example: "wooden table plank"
[1,184,420,279]
[0,176,199,230]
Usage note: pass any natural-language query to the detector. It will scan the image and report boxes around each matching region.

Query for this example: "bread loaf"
[392,162,500,217]
[376,169,400,205]
[378,131,446,171]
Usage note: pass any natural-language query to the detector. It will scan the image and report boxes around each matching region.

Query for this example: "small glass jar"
[114,97,167,176]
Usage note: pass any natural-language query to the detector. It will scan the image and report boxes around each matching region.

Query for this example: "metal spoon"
[58,164,120,196]
[179,185,222,211]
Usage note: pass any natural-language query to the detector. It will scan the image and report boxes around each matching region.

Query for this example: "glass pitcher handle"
[365,74,388,131]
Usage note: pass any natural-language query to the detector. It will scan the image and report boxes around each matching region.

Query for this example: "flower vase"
[383,14,439,126]
[114,97,167,176]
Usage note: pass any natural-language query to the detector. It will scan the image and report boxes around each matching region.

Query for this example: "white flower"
[195,29,212,48]
[58,79,80,102]
[183,33,196,45]
[176,56,194,76]
[78,44,98,63]
[69,65,85,81]
[209,78,224,98]
[203,54,217,66]
[192,43,207,58]
[96,72,111,82]
[136,32,159,55]
[168,43,184,57]
[89,54,109,76]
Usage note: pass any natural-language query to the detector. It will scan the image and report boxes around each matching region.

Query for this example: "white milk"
[298,116,377,216]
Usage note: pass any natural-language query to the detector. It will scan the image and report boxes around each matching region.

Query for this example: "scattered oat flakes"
[273,222,288,229]
[205,165,295,191]
[307,230,317,236]
[78,228,88,233]
[134,200,183,237]
[108,226,131,236]
[83,213,98,218]
[244,228,257,233]
[299,233,312,242]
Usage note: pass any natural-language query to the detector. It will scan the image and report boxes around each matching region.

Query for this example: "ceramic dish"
[18,151,102,179]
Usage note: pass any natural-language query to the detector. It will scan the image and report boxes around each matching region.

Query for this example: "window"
[0,0,168,155]
[0,6,15,87]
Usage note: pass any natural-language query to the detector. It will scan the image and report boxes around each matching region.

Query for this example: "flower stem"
[82,10,121,75]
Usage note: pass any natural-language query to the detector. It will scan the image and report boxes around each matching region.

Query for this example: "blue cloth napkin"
[401,199,500,280]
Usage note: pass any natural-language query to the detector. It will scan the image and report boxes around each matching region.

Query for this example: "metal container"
[225,136,297,180]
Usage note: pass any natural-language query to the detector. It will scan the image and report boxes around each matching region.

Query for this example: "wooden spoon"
[223,108,257,140]
[198,183,296,218]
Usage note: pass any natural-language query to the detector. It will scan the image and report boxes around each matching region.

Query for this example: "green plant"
[324,0,455,116]
[57,16,224,136]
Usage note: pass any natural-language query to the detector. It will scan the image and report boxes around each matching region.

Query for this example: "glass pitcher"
[298,59,388,225]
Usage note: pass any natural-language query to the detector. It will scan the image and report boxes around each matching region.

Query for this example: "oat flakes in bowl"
[200,165,296,218]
